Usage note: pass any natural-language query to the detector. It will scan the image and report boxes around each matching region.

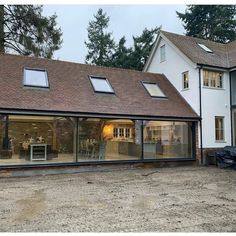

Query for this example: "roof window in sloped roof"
[142,81,166,98]
[23,68,49,88]
[89,75,115,94]
[198,43,213,53]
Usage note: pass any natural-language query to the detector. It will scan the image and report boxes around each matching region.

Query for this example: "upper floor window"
[215,116,225,141]
[182,71,189,90]
[203,70,223,89]
[89,76,114,94]
[160,44,166,62]
[142,81,166,98]
[24,68,49,88]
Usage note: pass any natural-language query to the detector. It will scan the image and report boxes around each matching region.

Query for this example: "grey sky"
[43,5,187,63]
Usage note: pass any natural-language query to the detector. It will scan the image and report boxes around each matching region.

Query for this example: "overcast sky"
[42,5,187,63]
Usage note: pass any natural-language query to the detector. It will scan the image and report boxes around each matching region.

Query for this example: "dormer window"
[142,81,166,98]
[24,68,49,88]
[89,75,114,94]
[198,43,213,53]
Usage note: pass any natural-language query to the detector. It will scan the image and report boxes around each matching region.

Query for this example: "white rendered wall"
[146,37,200,115]
[145,36,232,148]
[201,70,231,148]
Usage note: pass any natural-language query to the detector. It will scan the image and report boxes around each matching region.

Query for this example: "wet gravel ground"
[0,166,235,232]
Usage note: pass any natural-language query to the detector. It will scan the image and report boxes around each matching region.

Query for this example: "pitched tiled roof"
[161,30,236,68]
[0,53,198,119]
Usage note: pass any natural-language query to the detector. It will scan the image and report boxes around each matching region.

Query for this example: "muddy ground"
[0,166,235,232]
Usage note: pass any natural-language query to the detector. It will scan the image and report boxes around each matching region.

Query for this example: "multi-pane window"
[113,127,131,139]
[160,45,166,62]
[182,71,189,89]
[215,117,224,141]
[113,128,118,138]
[125,128,130,138]
[119,128,124,137]
[24,68,49,88]
[203,70,223,88]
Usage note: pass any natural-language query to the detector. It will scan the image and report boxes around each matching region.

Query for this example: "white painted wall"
[145,35,232,148]
[146,37,200,115]
[201,70,231,148]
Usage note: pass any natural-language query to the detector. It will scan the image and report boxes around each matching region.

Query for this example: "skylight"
[198,43,213,53]
[142,82,166,98]
[24,68,49,88]
[89,76,114,94]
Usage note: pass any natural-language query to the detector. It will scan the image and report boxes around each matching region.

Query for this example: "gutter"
[198,66,203,164]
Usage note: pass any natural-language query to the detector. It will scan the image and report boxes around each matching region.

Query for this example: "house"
[144,30,236,163]
[0,53,199,168]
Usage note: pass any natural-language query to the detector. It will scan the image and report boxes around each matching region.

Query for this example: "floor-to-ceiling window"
[0,115,76,165]
[0,114,195,166]
[143,121,193,159]
[78,118,142,161]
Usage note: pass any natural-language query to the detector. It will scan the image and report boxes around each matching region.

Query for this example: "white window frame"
[182,71,189,90]
[215,116,225,142]
[203,69,223,89]
[113,127,132,140]
[160,44,166,62]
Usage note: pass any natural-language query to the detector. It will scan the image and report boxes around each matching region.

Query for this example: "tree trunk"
[0,5,4,53]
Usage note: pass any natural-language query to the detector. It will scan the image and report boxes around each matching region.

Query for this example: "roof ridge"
[161,30,227,46]
[0,52,152,76]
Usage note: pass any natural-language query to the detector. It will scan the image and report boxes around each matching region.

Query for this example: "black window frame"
[89,75,115,94]
[141,81,167,99]
[23,67,49,88]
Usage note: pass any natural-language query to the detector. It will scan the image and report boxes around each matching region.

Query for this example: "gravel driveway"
[0,166,235,232]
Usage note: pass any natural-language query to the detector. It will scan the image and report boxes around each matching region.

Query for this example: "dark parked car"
[215,146,236,169]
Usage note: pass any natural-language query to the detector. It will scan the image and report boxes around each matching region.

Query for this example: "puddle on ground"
[15,189,47,222]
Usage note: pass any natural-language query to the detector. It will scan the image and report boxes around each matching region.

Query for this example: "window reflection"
[143,121,192,159]
[0,115,76,165]
[78,118,142,161]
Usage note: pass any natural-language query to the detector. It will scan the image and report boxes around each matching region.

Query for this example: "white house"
[144,30,236,163]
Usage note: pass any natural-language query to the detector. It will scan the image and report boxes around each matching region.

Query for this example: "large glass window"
[203,70,223,88]
[0,115,76,165]
[78,118,142,161]
[143,121,193,159]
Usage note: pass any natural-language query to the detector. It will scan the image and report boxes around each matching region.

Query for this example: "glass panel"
[143,82,166,97]
[24,69,48,87]
[90,77,114,93]
[183,72,189,89]
[198,43,213,53]
[160,45,166,62]
[215,117,224,141]
[78,118,142,161]
[143,121,192,159]
[0,115,76,165]
[203,70,223,88]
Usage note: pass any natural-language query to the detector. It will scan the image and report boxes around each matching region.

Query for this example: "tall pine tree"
[128,27,160,71]
[85,8,115,66]
[110,36,133,69]
[177,5,236,43]
[0,5,62,58]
